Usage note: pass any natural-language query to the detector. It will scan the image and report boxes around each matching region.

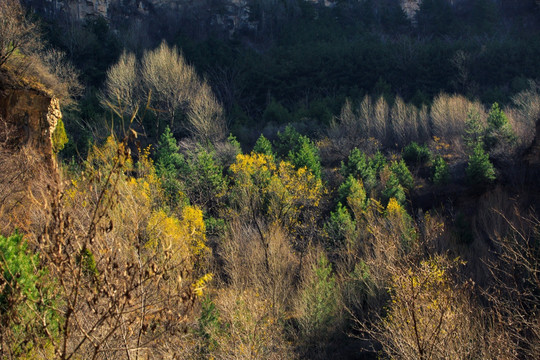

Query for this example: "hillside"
[1,0,539,359]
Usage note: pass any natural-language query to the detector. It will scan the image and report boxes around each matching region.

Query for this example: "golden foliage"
[230,152,324,239]
[380,256,478,360]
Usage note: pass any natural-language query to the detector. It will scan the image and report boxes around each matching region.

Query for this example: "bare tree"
[140,42,198,130]
[187,82,226,142]
[101,52,139,120]
[0,1,82,106]
[103,42,227,142]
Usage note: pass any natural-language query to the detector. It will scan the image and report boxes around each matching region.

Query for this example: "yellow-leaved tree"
[229,152,324,249]
[378,256,479,360]
[37,136,213,359]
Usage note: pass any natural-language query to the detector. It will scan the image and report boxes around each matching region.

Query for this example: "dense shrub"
[402,142,431,166]
[431,155,450,185]
[466,144,496,185]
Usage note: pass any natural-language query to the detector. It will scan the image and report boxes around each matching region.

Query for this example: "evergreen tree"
[184,148,228,214]
[155,126,187,207]
[431,156,450,185]
[390,160,414,190]
[341,148,377,193]
[274,125,301,158]
[253,134,274,157]
[156,126,186,175]
[485,102,516,150]
[382,173,406,206]
[324,203,356,247]
[288,135,322,179]
[466,144,496,185]
[463,110,485,151]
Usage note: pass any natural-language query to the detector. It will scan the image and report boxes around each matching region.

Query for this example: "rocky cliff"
[0,72,62,234]
[0,87,61,169]
[24,0,257,38]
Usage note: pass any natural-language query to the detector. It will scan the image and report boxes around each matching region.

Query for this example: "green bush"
[431,156,450,185]
[341,148,378,193]
[76,248,99,279]
[484,102,516,150]
[466,144,496,185]
[382,173,406,206]
[402,142,431,166]
[197,296,221,354]
[369,151,388,174]
[183,147,228,213]
[52,117,68,153]
[0,233,60,355]
[274,125,301,158]
[155,126,188,208]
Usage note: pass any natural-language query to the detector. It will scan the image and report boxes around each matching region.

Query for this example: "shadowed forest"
[1,0,539,358]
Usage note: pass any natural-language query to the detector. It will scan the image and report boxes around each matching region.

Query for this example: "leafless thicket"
[202,220,298,359]
[484,208,540,359]
[220,220,298,318]
[345,203,518,359]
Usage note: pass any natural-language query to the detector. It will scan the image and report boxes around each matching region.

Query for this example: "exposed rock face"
[0,88,61,169]
[0,83,62,234]
[25,0,112,19]
[25,0,258,37]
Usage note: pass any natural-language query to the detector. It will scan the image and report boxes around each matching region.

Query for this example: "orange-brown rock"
[0,88,61,169]
[0,80,61,235]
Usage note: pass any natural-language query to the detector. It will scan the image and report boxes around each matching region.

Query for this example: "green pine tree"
[466,144,496,185]
[253,134,274,157]
[431,156,450,185]
[287,135,322,179]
